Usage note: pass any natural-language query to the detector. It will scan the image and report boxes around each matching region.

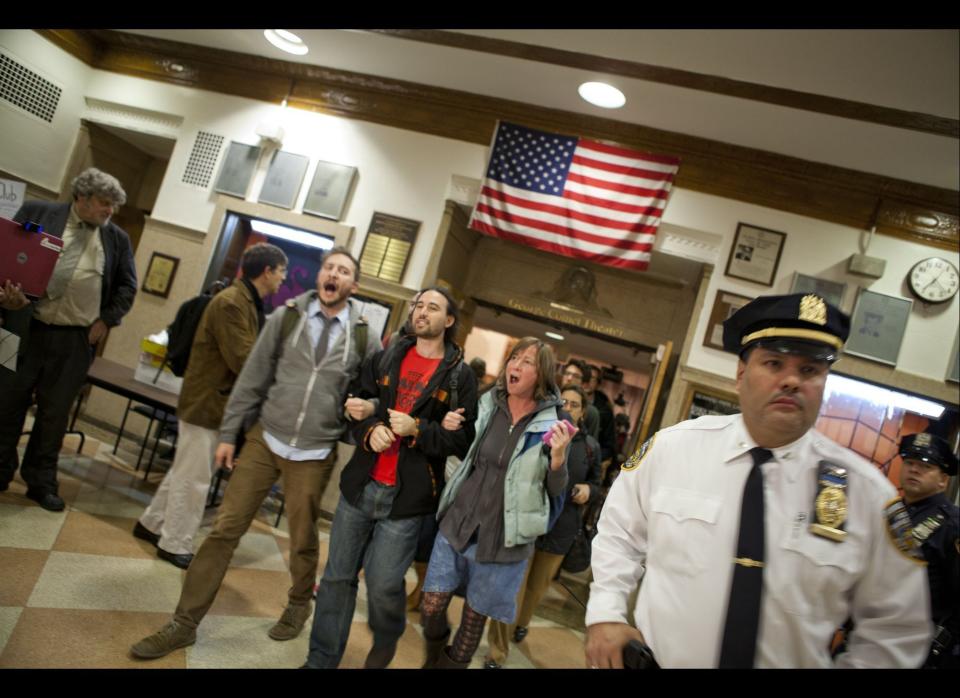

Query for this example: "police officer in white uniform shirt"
[585,293,933,669]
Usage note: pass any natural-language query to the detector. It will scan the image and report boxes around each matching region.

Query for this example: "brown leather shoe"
[130,620,196,659]
[268,602,311,641]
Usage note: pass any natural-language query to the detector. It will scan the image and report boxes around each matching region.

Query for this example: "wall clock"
[907,257,959,304]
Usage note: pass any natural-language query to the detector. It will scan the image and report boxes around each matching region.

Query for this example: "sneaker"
[130,620,196,659]
[268,602,311,641]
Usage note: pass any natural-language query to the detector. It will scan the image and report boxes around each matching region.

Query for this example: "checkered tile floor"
[0,419,589,669]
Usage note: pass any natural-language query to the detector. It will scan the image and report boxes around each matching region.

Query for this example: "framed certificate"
[259,150,309,209]
[213,142,261,198]
[844,289,912,366]
[303,160,358,221]
[703,289,753,351]
[724,222,787,286]
[948,330,959,383]
[790,272,846,309]
[142,252,179,299]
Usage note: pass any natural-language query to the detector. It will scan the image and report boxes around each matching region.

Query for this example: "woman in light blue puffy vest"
[419,337,572,668]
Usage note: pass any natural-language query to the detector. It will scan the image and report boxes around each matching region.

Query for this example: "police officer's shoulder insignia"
[882,498,926,565]
[622,434,657,472]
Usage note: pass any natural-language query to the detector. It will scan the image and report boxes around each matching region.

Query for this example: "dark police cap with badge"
[899,432,958,476]
[722,293,851,362]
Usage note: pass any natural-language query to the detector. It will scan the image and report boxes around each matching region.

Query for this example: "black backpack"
[165,293,215,377]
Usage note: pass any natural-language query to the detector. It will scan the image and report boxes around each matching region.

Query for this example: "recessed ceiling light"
[545,331,565,341]
[578,81,625,109]
[264,29,309,56]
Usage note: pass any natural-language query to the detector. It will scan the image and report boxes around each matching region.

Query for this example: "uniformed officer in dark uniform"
[899,432,959,668]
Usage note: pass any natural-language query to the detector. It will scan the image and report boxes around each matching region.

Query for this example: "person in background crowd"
[484,382,601,669]
[304,286,477,669]
[130,247,377,660]
[133,243,288,569]
[1,168,137,512]
[559,359,599,440]
[419,337,571,669]
[585,364,616,464]
[897,432,959,668]
[586,293,932,668]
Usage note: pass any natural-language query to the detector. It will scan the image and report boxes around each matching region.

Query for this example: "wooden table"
[73,357,179,476]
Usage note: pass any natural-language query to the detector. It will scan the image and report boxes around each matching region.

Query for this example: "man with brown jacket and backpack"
[134,242,288,569]
[131,246,379,660]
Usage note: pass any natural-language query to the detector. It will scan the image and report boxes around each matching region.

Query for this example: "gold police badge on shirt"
[810,460,848,542]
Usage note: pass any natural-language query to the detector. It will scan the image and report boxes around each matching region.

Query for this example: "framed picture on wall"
[213,142,261,198]
[948,330,959,383]
[303,160,358,221]
[844,289,913,366]
[141,252,179,299]
[703,289,753,351]
[259,150,310,209]
[790,272,846,309]
[724,222,787,286]
[681,385,740,421]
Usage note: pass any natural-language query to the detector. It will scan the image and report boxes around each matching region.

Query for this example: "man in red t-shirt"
[368,343,443,485]
[305,287,478,669]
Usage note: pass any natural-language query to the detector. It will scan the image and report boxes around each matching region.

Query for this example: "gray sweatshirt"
[219,291,379,449]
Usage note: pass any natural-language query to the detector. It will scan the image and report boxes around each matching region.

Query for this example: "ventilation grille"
[182,131,225,187]
[0,52,62,123]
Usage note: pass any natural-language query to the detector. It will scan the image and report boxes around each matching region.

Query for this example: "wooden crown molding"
[36,29,959,252]
[368,29,959,140]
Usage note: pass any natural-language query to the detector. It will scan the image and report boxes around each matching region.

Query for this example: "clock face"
[908,257,960,304]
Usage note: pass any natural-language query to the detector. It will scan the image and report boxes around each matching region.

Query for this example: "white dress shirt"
[586,413,932,668]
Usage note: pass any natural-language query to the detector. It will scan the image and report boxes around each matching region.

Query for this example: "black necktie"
[718,446,774,668]
[313,314,334,364]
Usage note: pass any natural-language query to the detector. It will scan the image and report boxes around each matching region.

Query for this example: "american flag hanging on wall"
[469,121,680,271]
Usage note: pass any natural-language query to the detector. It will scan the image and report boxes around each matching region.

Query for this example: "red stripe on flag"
[470,219,650,271]
[481,186,661,233]
[572,154,675,181]
[579,138,681,166]
[476,201,655,251]
[566,172,672,199]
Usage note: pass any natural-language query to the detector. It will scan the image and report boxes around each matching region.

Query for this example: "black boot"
[435,647,470,669]
[421,629,451,669]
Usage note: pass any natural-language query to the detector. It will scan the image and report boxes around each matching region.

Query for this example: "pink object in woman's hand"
[542,419,578,444]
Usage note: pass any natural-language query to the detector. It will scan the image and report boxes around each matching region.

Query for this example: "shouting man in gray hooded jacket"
[131,246,380,661]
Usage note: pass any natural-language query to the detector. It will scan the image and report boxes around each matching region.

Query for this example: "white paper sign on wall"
[0,178,27,221]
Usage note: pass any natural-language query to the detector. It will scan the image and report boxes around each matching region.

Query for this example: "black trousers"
[0,320,92,495]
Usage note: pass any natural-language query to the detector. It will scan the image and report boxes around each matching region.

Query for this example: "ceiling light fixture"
[264,29,309,56]
[545,331,565,341]
[578,81,625,109]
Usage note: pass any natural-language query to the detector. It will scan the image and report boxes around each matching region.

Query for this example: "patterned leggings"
[421,590,489,664]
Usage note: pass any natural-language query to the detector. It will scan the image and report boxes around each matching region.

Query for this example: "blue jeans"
[305,479,421,668]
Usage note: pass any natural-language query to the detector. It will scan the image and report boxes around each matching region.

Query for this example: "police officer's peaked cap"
[899,433,958,476]
[722,293,850,362]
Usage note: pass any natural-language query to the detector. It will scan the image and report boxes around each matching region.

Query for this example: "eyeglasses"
[561,399,581,408]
